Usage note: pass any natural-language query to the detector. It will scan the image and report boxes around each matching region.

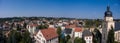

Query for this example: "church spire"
[107,5,110,11]
[104,6,112,17]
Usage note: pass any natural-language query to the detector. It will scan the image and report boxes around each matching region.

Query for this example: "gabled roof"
[29,24,38,27]
[40,28,58,40]
[64,28,72,34]
[82,30,92,37]
[74,27,82,32]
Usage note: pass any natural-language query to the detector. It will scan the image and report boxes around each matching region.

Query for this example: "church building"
[102,6,115,43]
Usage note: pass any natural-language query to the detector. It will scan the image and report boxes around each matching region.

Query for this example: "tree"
[7,30,32,43]
[20,30,32,43]
[23,23,27,29]
[107,27,114,43]
[84,19,102,28]
[85,20,94,28]
[37,24,48,29]
[0,29,6,43]
[67,40,72,43]
[93,28,102,43]
[65,35,71,43]
[57,27,62,36]
[57,27,61,42]
[7,30,17,43]
[74,37,85,43]
[59,37,66,43]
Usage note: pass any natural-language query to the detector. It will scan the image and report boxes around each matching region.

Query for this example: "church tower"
[104,6,114,31]
[102,6,115,43]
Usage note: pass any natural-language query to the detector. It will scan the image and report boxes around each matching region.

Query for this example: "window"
[89,37,91,39]
[86,37,88,39]
[39,34,42,37]
[37,36,41,40]
[43,40,45,43]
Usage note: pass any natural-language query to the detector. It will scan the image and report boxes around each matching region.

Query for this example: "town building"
[64,28,73,37]
[82,30,93,43]
[74,27,82,38]
[34,28,58,43]
[114,22,120,42]
[27,24,38,37]
[102,6,115,43]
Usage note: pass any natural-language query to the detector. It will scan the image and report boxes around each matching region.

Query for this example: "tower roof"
[104,6,112,17]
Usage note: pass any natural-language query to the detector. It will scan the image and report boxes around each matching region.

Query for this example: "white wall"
[115,30,120,42]
[105,17,113,22]
[84,36,93,43]
[34,30,58,43]
[74,32,82,38]
[47,38,58,43]
[34,31,46,43]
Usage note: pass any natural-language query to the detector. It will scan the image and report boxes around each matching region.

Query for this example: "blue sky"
[0,0,120,19]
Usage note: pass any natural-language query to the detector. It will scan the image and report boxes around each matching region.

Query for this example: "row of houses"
[0,18,93,43]
[26,19,93,43]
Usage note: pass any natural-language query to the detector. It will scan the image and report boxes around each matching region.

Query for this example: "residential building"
[64,28,73,37]
[74,27,82,38]
[114,22,120,42]
[82,30,93,43]
[34,28,58,43]
[27,24,38,36]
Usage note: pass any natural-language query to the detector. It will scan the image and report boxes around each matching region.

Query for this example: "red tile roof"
[74,27,82,32]
[65,24,76,28]
[41,28,58,40]
[30,24,38,27]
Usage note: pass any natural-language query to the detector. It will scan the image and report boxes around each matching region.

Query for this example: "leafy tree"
[85,20,94,28]
[7,30,32,43]
[57,27,62,36]
[0,29,6,43]
[60,37,65,43]
[16,24,21,31]
[93,28,102,43]
[20,30,32,43]
[107,27,114,43]
[94,19,102,27]
[37,24,48,29]
[57,27,62,43]
[67,40,72,43]
[85,19,102,28]
[23,23,27,29]
[74,37,85,43]
[7,30,17,43]
[65,35,71,43]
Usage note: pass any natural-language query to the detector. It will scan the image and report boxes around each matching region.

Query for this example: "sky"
[0,0,120,19]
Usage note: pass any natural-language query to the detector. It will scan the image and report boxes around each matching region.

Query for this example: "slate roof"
[64,28,72,34]
[114,22,120,31]
[82,30,92,37]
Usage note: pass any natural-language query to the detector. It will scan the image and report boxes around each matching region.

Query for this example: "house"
[114,22,120,42]
[48,25,55,28]
[82,30,93,43]
[115,30,120,42]
[64,28,73,37]
[74,27,82,38]
[34,28,58,43]
[27,24,38,36]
